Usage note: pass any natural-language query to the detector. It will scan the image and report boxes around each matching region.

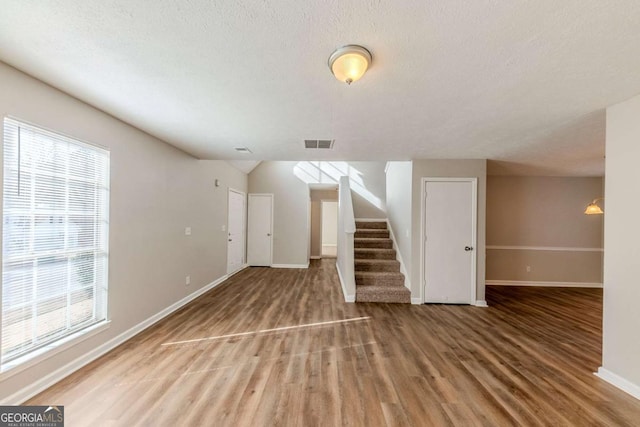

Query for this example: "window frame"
[1,117,110,371]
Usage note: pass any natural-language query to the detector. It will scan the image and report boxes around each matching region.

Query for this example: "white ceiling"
[2,1,640,176]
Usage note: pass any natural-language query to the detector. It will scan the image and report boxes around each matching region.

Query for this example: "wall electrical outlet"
[185,227,192,236]
[526,266,531,273]
[221,224,226,231]
[185,275,191,286]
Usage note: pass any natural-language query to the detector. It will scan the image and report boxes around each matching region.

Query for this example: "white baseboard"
[309,256,321,260]
[354,218,386,222]
[486,280,603,288]
[271,263,309,269]
[596,367,640,400]
[411,298,488,307]
[335,262,355,303]
[3,274,229,405]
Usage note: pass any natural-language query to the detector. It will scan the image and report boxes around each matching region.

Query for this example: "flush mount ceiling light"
[328,45,372,85]
[584,198,604,215]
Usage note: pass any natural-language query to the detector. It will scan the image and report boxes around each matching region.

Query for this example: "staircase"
[354,221,411,303]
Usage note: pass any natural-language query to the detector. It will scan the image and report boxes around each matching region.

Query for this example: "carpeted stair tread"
[356,285,411,303]
[355,259,400,272]
[355,271,405,287]
[354,238,393,249]
[354,248,397,260]
[354,219,409,303]
[355,221,387,230]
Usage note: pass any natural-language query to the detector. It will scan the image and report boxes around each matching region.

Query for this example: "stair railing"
[337,176,356,302]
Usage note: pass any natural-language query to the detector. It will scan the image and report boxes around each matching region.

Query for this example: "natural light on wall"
[293,161,383,210]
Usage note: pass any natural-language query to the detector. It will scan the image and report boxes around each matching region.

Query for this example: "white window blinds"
[2,118,110,363]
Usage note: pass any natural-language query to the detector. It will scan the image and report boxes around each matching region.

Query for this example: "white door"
[247,194,273,266]
[227,189,245,274]
[423,179,477,304]
[321,201,338,257]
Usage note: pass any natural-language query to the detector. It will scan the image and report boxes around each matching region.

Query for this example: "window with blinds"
[2,118,109,364]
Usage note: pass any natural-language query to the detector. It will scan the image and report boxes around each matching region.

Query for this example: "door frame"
[247,193,274,267]
[420,177,477,304]
[227,188,246,275]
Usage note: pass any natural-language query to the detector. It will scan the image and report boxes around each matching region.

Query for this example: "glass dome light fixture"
[328,45,372,85]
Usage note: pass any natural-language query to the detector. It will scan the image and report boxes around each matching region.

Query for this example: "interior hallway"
[28,260,640,426]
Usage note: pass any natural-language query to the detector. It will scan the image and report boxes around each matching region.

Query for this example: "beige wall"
[248,162,310,266]
[601,93,640,391]
[310,189,338,258]
[0,62,247,402]
[411,160,487,302]
[486,176,604,285]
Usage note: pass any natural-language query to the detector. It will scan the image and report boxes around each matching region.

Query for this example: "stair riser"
[356,290,411,304]
[355,230,390,238]
[355,263,400,273]
[354,240,393,249]
[354,250,396,260]
[356,276,405,287]
[355,221,387,230]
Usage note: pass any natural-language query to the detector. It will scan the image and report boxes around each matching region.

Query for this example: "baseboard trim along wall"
[309,256,321,260]
[410,298,489,307]
[271,263,309,269]
[596,367,640,400]
[354,218,386,222]
[486,280,603,288]
[4,274,230,405]
[487,245,604,252]
[336,262,356,303]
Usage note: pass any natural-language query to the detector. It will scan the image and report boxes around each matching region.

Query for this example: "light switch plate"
[185,227,192,236]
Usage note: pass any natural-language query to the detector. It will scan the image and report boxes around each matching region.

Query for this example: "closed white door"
[227,189,245,274]
[423,179,476,304]
[321,201,338,257]
[247,194,273,266]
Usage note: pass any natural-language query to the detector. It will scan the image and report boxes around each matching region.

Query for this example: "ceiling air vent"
[304,139,334,149]
[234,147,252,153]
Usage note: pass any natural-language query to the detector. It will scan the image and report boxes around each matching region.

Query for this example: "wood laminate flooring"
[28,260,640,426]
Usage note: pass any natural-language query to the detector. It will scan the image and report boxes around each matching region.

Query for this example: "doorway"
[247,193,273,266]
[321,201,338,258]
[422,178,477,304]
[227,189,246,275]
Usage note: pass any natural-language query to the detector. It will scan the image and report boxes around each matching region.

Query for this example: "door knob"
[464,246,473,251]
[228,239,232,242]
[267,233,271,236]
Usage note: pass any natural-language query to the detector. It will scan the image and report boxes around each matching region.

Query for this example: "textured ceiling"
[2,1,640,176]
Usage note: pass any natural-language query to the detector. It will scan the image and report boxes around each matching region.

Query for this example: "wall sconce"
[584,198,604,215]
